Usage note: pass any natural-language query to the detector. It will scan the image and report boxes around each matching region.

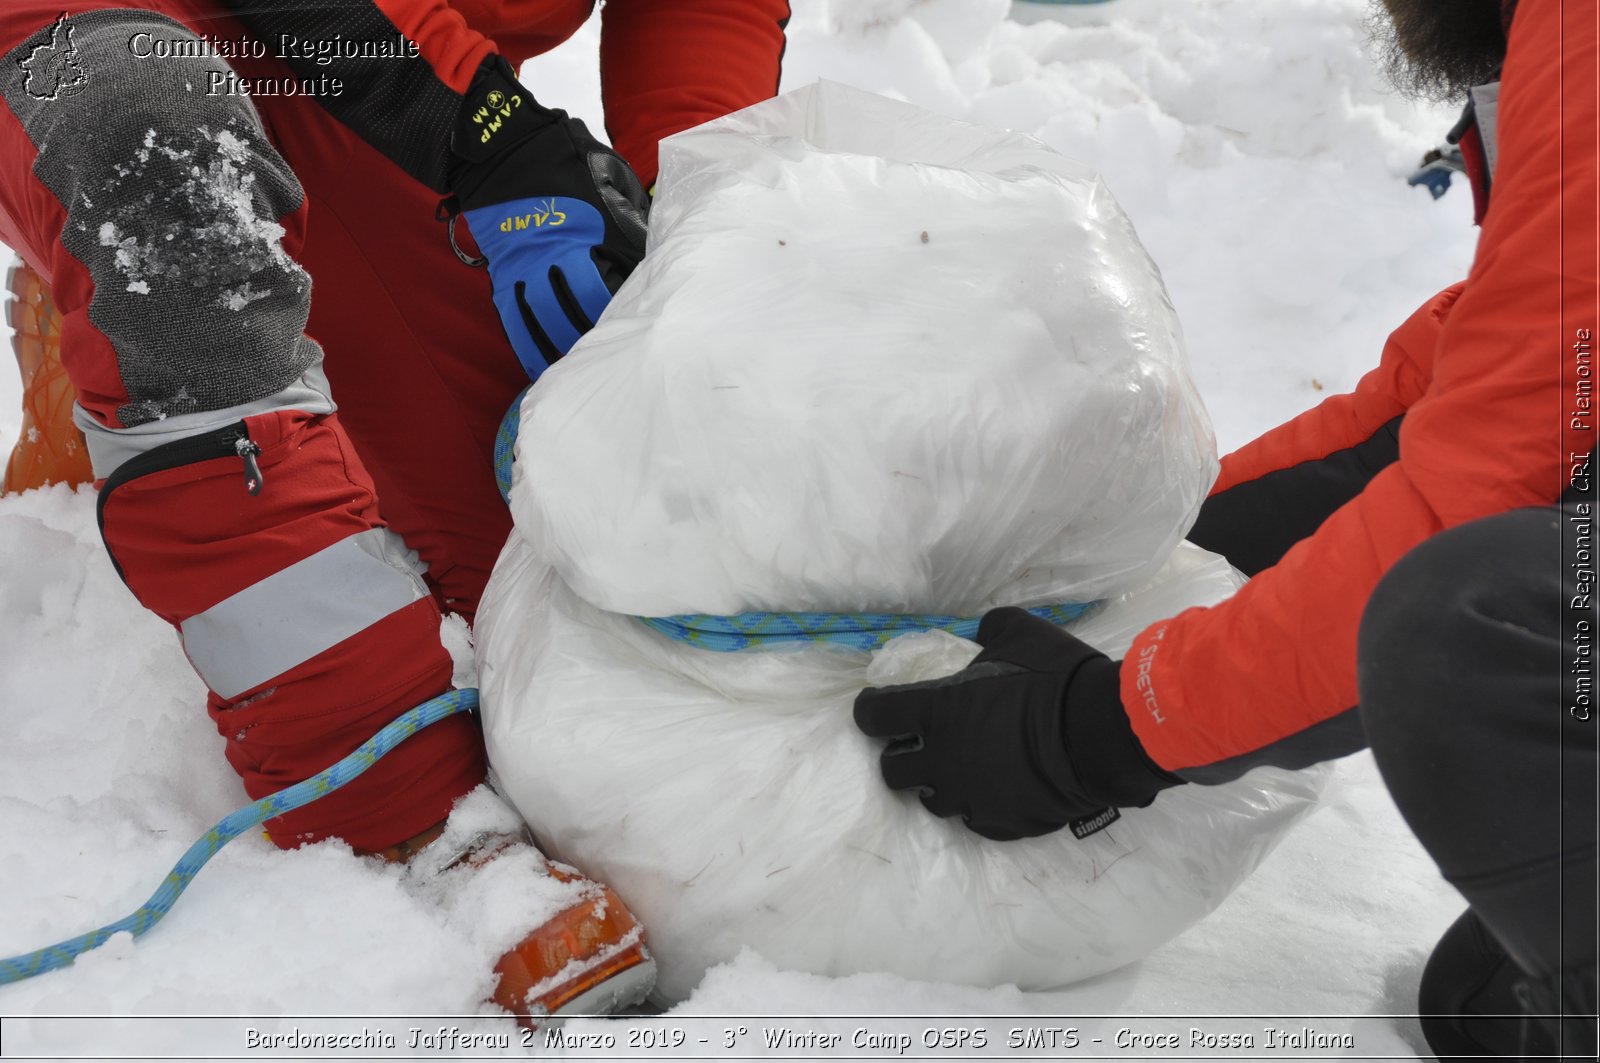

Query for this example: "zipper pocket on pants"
[96,421,263,583]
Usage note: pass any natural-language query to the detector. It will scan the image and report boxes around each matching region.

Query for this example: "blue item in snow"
[0,689,478,986]
[1407,145,1466,200]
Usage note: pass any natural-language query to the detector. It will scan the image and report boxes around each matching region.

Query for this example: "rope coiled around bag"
[0,689,477,986]
[637,602,1096,652]
[494,393,1100,652]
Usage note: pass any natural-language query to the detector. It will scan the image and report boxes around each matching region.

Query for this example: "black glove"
[853,607,1182,841]
[444,57,649,380]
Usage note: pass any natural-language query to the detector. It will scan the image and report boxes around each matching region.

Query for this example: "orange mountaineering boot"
[369,817,657,1024]
[4,258,92,494]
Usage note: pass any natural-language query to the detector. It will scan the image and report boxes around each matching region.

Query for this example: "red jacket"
[1122,0,1597,774]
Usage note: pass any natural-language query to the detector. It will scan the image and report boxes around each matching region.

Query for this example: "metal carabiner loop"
[437,197,487,268]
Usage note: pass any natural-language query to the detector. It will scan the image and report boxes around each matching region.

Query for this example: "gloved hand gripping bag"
[480,542,1327,1000]
[478,84,1326,1000]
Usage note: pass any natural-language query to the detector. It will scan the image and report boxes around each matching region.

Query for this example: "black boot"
[1515,964,1598,1061]
[1419,910,1555,1060]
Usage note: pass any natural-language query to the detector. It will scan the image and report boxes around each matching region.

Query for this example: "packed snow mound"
[483,85,1323,1000]
[510,81,1218,617]
[479,542,1327,1000]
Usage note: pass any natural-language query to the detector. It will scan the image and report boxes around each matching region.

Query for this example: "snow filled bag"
[479,544,1326,1000]
[507,81,1217,616]
[478,83,1326,1000]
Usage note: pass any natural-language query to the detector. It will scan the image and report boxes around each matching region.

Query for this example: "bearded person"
[854,1,1596,1058]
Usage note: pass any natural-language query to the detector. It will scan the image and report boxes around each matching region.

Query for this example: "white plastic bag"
[478,542,1327,1000]
[509,82,1218,617]
[479,84,1325,1000]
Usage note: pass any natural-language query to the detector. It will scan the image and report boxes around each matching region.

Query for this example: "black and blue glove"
[446,57,649,381]
[853,608,1182,841]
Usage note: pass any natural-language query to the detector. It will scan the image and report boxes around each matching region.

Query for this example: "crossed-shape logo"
[19,12,88,101]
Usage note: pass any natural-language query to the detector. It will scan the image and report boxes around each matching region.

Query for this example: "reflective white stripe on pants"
[179,527,430,700]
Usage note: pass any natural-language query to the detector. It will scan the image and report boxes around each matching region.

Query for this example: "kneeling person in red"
[0,0,789,1018]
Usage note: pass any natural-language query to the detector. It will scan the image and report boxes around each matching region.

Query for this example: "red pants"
[0,2,527,848]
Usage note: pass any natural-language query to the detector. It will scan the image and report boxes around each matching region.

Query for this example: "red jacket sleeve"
[369,0,495,92]
[597,0,790,187]
[1123,0,1597,774]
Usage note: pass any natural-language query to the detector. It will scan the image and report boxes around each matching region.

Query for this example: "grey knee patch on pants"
[3,11,321,427]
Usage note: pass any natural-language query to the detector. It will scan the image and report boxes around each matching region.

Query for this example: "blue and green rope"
[0,689,477,986]
[638,602,1096,652]
[493,387,527,506]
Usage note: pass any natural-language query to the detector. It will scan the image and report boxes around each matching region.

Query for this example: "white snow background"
[0,0,1482,1057]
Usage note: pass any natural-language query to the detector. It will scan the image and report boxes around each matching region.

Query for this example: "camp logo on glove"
[446,57,650,385]
[471,89,522,146]
[498,200,567,232]
[463,195,612,380]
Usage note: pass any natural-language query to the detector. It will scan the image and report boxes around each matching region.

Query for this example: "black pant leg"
[1359,504,1597,1054]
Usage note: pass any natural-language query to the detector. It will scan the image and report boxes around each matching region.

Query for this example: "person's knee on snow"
[4,10,484,851]
[0,0,805,1020]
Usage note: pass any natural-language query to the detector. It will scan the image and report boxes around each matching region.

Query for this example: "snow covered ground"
[0,0,1483,1058]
